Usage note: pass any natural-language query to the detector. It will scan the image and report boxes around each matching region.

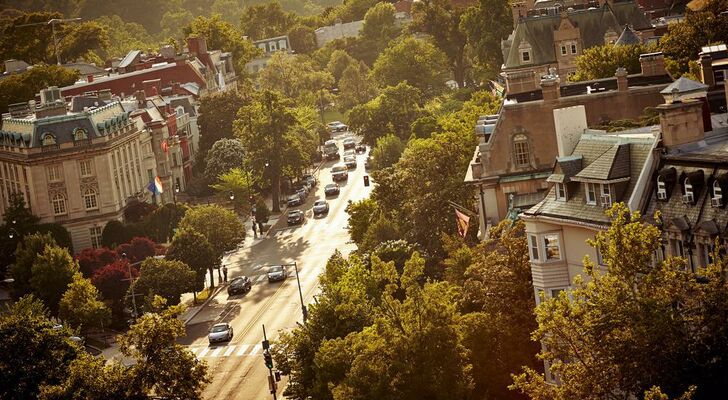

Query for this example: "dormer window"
[42,133,57,146]
[585,183,597,205]
[73,128,87,141]
[519,41,533,64]
[683,178,694,204]
[657,176,667,200]
[601,184,612,208]
[521,50,531,62]
[561,45,567,56]
[712,180,722,207]
[555,183,566,201]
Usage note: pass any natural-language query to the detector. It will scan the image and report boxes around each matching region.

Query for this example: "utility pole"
[262,324,277,400]
[16,18,82,65]
[284,262,307,323]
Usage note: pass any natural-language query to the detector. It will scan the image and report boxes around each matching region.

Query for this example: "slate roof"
[574,143,631,180]
[660,77,709,96]
[548,155,583,183]
[615,25,640,45]
[119,50,141,69]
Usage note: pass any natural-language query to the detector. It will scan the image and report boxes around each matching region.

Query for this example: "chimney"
[142,79,161,97]
[615,67,628,92]
[699,54,715,88]
[639,52,667,77]
[98,89,112,101]
[186,36,208,58]
[540,69,560,102]
[135,90,147,107]
[553,105,587,157]
[512,2,527,27]
[159,44,176,59]
[657,98,705,148]
[87,74,94,83]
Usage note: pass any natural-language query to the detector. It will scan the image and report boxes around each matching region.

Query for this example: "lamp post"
[16,18,82,65]
[174,183,180,204]
[283,262,307,323]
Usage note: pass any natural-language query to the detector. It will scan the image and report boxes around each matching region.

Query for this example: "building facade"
[246,36,292,75]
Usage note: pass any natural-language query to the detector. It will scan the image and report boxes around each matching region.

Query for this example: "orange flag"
[455,209,470,238]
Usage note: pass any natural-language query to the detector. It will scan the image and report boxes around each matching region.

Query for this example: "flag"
[455,209,470,238]
[161,140,169,153]
[147,176,164,195]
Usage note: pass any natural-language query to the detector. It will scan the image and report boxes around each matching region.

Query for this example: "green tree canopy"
[327,49,356,82]
[30,245,79,315]
[59,273,111,332]
[370,134,405,170]
[56,21,110,64]
[131,258,196,308]
[0,63,79,113]
[659,7,728,75]
[571,43,653,82]
[240,2,298,40]
[287,24,317,54]
[93,15,153,59]
[204,138,246,183]
[348,82,425,145]
[183,14,261,71]
[345,198,379,246]
[211,167,257,213]
[372,36,450,98]
[460,0,513,79]
[166,229,218,292]
[338,60,378,111]
[10,232,57,299]
[179,204,245,256]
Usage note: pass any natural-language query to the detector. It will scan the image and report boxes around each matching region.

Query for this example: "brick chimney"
[699,54,715,88]
[187,36,208,59]
[657,97,705,148]
[616,67,628,92]
[135,90,147,108]
[639,52,667,77]
[142,79,161,97]
[540,70,560,102]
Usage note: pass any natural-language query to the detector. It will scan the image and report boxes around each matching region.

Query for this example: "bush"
[123,199,158,223]
[115,237,158,264]
[75,247,118,277]
[92,260,138,314]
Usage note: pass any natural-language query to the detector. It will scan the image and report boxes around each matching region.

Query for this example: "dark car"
[301,174,317,187]
[324,183,340,196]
[343,137,356,149]
[227,276,252,296]
[344,155,357,169]
[355,143,366,154]
[313,200,329,216]
[287,209,305,225]
[287,194,303,207]
[267,265,287,282]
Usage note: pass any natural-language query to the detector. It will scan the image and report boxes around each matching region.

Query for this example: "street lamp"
[174,182,180,204]
[283,262,307,323]
[229,191,235,201]
[16,18,82,65]
[7,228,20,239]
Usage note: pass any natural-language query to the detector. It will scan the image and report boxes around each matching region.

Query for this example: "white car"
[267,265,287,282]
[327,121,348,132]
[208,323,233,343]
[313,199,330,216]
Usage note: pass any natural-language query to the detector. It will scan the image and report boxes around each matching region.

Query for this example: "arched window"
[83,188,98,210]
[73,128,88,141]
[683,177,694,204]
[42,133,56,146]
[712,180,723,207]
[513,134,530,167]
[657,176,667,200]
[51,193,67,215]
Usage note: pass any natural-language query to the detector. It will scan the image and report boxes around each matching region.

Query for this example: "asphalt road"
[179,132,372,400]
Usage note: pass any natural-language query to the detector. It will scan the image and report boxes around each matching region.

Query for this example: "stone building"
[0,87,157,250]
[246,36,291,75]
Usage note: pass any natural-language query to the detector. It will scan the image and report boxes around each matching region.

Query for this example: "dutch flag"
[147,176,164,195]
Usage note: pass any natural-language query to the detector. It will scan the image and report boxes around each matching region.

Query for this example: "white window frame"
[657,177,667,200]
[513,136,530,167]
[79,160,93,177]
[585,183,597,205]
[51,193,67,216]
[521,50,531,62]
[47,165,63,182]
[83,188,98,210]
[555,183,566,201]
[601,184,612,207]
[42,134,56,146]
[712,181,722,207]
[89,226,103,249]
[561,45,567,56]
[683,178,694,204]
[543,233,562,261]
[529,234,540,261]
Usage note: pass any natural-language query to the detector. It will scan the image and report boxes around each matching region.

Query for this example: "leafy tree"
[255,198,271,223]
[56,21,110,64]
[571,43,653,81]
[143,202,188,243]
[123,199,158,224]
[119,299,210,399]
[10,232,57,298]
[75,247,119,277]
[460,0,513,79]
[240,2,297,40]
[204,138,246,183]
[34,223,73,252]
[360,2,400,45]
[360,214,401,253]
[101,220,136,249]
[512,204,728,399]
[327,50,356,82]
[659,7,728,75]
[410,114,441,139]
[321,0,379,26]
[287,24,317,54]
[258,52,334,105]
[93,15,153,59]
[0,295,81,400]
[338,60,378,111]
[0,11,61,64]
[166,229,217,293]
[183,14,260,71]
[160,9,194,39]
[372,36,450,98]
[30,245,79,315]
[211,167,257,214]
[0,63,79,113]
[370,134,405,170]
[345,198,379,246]
[179,204,244,256]
[91,260,138,316]
[367,238,419,273]
[197,89,250,160]
[348,82,425,145]
[131,258,196,307]
[116,237,158,264]
[59,273,111,332]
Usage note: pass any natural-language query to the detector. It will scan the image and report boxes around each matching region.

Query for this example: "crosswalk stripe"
[236,344,250,356]
[224,345,236,357]
[250,344,262,355]
[197,347,210,358]
[210,347,224,357]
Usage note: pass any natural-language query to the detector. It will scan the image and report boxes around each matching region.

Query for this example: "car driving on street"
[324,183,340,196]
[227,276,252,296]
[267,265,287,282]
[208,323,234,344]
[287,209,305,225]
[327,121,348,132]
[331,163,348,181]
[355,143,366,154]
[344,155,357,169]
[343,137,356,149]
[313,199,329,216]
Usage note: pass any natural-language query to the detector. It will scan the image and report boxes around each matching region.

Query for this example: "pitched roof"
[615,25,640,45]
[119,50,141,69]
[660,77,709,96]
[574,143,631,180]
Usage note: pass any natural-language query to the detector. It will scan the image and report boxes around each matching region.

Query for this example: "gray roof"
[660,77,709,96]
[615,25,640,46]
[574,143,631,180]
[119,50,141,69]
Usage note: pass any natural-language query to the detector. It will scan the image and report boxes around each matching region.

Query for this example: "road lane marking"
[236,344,249,356]
[250,344,261,355]
[223,345,236,357]
[210,347,224,357]
[197,347,210,358]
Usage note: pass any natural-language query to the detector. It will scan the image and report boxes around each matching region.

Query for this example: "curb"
[183,284,226,326]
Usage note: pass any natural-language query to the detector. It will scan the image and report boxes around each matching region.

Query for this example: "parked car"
[327,121,348,132]
[208,323,234,344]
[344,155,357,169]
[301,174,317,187]
[227,276,252,296]
[267,265,287,282]
[287,194,303,207]
[313,200,329,216]
[287,209,305,225]
[343,137,356,149]
[324,183,340,196]
[296,187,308,200]
[355,143,366,154]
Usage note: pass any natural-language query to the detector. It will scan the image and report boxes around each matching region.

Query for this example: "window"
[42,133,56,146]
[278,39,287,50]
[529,234,539,261]
[657,177,667,200]
[601,184,612,207]
[513,136,530,167]
[257,43,266,51]
[269,42,277,52]
[543,233,561,260]
[712,180,722,207]
[521,51,530,62]
[555,183,566,201]
[561,45,567,56]
[585,183,597,205]
[83,188,98,210]
[702,242,715,267]
[51,193,67,215]
[551,288,564,298]
[683,178,694,204]
[571,44,577,54]
[596,246,605,265]
[79,160,93,177]
[73,128,87,141]
[671,238,685,257]
[89,226,103,249]
[47,165,63,182]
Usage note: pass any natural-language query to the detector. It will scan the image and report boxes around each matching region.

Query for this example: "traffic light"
[363,175,370,187]
[274,370,282,382]
[263,349,273,369]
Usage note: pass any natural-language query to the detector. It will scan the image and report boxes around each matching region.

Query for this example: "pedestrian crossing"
[187,343,273,359]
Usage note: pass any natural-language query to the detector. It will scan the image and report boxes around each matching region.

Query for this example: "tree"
[204,138,246,183]
[512,204,728,399]
[160,9,194,39]
[327,49,356,83]
[93,15,153,59]
[372,36,450,98]
[240,2,297,40]
[183,14,260,72]
[116,236,158,264]
[131,258,196,307]
[30,245,79,315]
[10,232,57,299]
[59,273,111,332]
[460,0,513,79]
[0,63,79,113]
[75,247,119,277]
[288,24,317,54]
[56,21,110,64]
[370,134,405,170]
[211,167,257,214]
[255,198,271,224]
[34,223,74,252]
[143,202,188,243]
[338,60,378,111]
[360,2,400,44]
[345,199,378,246]
[179,204,244,257]
[91,260,138,316]
[0,11,61,64]
[348,82,425,145]
[659,8,728,75]
[0,295,81,400]
[101,220,136,249]
[119,299,210,398]
[360,214,401,252]
[166,229,217,294]
[197,90,250,160]
[123,199,158,224]
[571,43,653,81]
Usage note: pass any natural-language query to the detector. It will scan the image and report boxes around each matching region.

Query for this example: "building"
[0,87,157,250]
[464,54,672,238]
[246,36,292,74]
[502,0,653,93]
[315,20,364,48]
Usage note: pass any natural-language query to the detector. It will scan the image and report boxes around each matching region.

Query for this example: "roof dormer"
[656,167,676,201]
[679,170,704,206]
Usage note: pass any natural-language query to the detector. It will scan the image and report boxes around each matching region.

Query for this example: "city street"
[178,132,372,399]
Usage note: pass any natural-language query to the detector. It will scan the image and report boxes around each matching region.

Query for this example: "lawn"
[323,109,347,124]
